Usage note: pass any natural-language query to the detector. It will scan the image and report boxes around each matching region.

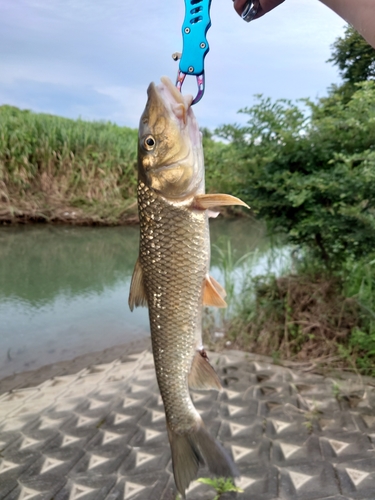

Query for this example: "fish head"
[138,76,204,200]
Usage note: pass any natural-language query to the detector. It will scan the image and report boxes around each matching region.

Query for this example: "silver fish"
[129,76,247,497]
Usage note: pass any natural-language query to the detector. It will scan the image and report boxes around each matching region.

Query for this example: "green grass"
[175,477,243,500]
[211,240,375,376]
[0,105,138,224]
[342,255,375,374]
[212,240,258,319]
[197,477,243,499]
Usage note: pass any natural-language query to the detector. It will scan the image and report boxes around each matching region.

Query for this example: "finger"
[233,0,249,16]
[233,0,285,18]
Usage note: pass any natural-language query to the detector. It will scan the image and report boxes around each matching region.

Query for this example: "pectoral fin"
[203,275,227,308]
[194,194,249,210]
[188,350,222,391]
[128,258,148,311]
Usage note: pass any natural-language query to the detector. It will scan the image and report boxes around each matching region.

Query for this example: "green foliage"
[328,25,375,86]
[216,82,375,267]
[223,246,375,374]
[0,105,138,222]
[203,133,242,198]
[214,25,375,372]
[350,328,375,375]
[324,25,375,103]
[212,240,256,317]
[343,254,375,374]
[197,477,244,499]
[342,255,375,319]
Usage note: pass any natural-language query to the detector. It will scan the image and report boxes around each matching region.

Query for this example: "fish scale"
[138,180,209,432]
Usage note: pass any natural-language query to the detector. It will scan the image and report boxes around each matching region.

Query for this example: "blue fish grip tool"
[176,0,212,105]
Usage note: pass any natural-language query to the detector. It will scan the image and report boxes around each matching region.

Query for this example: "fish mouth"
[148,77,194,127]
[160,76,193,109]
[152,77,200,150]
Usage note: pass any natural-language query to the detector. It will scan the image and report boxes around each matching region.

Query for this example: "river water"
[0,218,289,379]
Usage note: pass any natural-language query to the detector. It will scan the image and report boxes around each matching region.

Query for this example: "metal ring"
[241,0,260,22]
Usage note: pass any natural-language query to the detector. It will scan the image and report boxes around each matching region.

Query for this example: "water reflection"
[0,218,285,378]
[0,225,145,378]
[0,225,139,305]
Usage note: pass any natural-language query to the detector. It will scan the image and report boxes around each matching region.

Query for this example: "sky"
[0,0,347,130]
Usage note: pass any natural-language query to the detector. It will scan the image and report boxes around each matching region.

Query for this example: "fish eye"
[144,135,156,151]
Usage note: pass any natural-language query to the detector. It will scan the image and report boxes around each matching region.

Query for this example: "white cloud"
[0,0,347,129]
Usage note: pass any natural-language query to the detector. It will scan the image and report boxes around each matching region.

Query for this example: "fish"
[128,76,248,497]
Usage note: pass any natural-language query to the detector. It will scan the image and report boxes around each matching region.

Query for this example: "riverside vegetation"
[0,110,139,224]
[205,26,375,376]
[1,26,375,375]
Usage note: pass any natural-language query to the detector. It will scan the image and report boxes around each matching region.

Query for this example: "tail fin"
[167,420,238,498]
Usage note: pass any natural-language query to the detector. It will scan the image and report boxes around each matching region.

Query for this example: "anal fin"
[194,193,249,210]
[188,350,222,391]
[128,258,148,311]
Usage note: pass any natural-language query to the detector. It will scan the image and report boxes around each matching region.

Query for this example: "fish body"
[129,77,246,496]
[137,181,208,430]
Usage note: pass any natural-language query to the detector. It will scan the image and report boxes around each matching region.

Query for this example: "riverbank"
[0,337,151,395]
[204,263,375,378]
[0,201,246,226]
[2,334,373,397]
[0,105,141,226]
[0,198,139,225]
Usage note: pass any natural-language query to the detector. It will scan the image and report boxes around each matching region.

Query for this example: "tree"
[326,25,375,103]
[216,83,375,267]
[328,25,375,85]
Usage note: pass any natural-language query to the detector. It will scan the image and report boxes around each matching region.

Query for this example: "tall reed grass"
[0,105,138,223]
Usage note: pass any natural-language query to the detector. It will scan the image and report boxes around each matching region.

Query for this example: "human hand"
[233,0,285,19]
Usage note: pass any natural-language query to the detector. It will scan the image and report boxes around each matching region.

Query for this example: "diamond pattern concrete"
[1,347,375,499]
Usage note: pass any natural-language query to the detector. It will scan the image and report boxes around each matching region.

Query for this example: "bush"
[216,82,375,267]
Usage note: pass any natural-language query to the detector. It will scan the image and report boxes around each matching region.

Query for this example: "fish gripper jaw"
[176,70,205,105]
